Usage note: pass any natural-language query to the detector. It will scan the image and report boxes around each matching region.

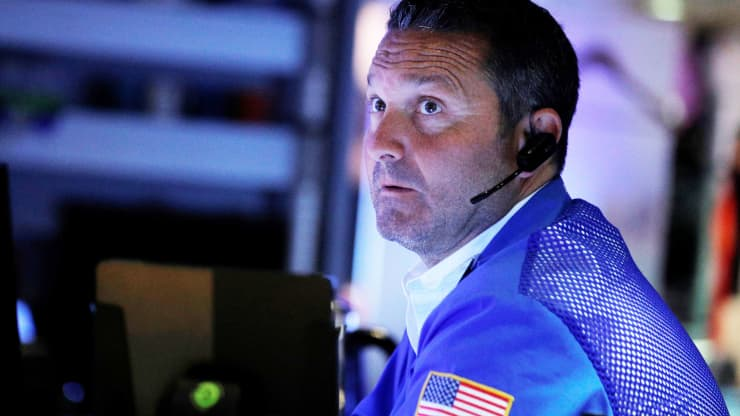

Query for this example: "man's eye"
[369,97,386,113]
[419,100,441,115]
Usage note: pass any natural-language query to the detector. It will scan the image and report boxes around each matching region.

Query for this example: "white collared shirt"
[403,191,539,353]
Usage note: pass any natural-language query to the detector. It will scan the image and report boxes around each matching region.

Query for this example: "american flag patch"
[415,372,514,416]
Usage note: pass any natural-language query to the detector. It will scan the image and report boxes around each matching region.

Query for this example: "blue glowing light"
[16,299,36,345]
[62,382,85,404]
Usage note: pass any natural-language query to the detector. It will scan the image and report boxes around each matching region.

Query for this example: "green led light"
[190,381,223,410]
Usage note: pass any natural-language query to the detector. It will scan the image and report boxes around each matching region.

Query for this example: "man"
[352,1,729,415]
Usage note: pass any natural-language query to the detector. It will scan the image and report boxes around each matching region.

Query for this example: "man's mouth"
[377,184,418,199]
[378,181,415,192]
[383,185,412,191]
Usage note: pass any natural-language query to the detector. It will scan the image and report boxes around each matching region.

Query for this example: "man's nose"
[365,112,409,162]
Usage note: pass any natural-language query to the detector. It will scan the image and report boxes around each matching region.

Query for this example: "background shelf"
[0,0,308,76]
[0,109,298,190]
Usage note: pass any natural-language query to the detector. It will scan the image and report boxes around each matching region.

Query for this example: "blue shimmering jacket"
[352,177,729,416]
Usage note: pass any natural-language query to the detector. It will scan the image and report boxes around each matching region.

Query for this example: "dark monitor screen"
[95,261,338,416]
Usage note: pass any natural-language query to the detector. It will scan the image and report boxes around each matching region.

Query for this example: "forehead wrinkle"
[370,57,474,94]
[369,61,466,94]
[414,74,455,89]
[374,44,483,73]
[370,35,487,95]
[409,71,463,94]
[380,32,485,66]
[421,41,484,68]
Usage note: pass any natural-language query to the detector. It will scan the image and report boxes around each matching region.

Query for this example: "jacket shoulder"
[520,199,728,415]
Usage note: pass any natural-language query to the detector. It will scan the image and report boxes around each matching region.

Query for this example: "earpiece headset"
[515,131,558,173]
[469,126,557,205]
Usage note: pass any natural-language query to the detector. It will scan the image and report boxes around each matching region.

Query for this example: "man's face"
[364,30,520,266]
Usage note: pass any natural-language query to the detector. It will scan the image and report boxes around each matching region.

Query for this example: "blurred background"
[2,0,740,414]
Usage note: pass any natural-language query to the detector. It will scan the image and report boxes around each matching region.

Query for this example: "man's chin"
[376,221,408,243]
[373,207,434,246]
[375,221,425,252]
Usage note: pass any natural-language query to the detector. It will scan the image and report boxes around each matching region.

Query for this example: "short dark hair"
[388,0,579,172]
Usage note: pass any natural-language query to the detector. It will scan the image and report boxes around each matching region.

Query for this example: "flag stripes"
[415,372,513,416]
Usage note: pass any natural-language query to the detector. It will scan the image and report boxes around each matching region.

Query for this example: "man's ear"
[516,108,562,178]
[517,108,562,150]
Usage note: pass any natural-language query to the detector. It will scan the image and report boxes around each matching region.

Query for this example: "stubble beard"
[373,201,450,258]
[369,140,517,263]
[372,170,518,265]
[369,161,448,256]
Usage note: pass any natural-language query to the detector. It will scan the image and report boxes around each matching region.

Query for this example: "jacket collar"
[476,176,571,266]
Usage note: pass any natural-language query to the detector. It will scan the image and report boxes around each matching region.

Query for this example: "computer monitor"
[96,260,338,416]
